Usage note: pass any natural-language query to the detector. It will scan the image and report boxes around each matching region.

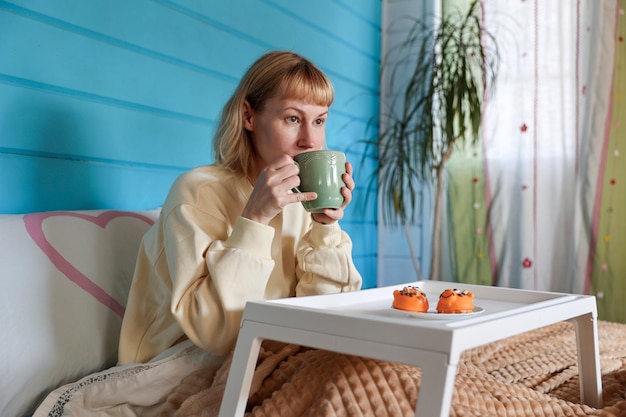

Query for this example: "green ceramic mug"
[293,150,346,213]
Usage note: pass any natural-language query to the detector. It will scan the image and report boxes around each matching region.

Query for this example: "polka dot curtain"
[441,1,625,322]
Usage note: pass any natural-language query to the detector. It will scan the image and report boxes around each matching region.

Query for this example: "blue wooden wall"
[0,0,381,288]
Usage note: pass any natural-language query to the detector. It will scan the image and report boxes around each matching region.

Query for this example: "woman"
[118,51,363,364]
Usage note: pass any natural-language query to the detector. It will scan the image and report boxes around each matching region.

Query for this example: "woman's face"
[243,95,328,175]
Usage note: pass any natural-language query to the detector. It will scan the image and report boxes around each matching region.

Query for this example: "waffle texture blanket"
[160,321,626,417]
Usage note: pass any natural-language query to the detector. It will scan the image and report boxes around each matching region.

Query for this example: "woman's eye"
[314,118,326,126]
[287,116,299,123]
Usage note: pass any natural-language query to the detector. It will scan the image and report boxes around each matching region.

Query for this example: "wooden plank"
[0,9,235,119]
[0,153,181,214]
[0,84,214,168]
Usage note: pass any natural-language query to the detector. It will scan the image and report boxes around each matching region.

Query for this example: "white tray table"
[218,280,602,417]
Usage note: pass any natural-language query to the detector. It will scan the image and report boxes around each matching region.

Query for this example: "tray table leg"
[569,313,603,408]
[218,326,263,417]
[414,353,457,417]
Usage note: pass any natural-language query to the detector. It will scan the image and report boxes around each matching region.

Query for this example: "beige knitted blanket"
[160,321,626,417]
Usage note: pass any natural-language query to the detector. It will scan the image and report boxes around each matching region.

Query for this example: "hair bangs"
[280,65,334,107]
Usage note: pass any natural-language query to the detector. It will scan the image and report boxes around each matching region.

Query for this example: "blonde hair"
[213,51,334,177]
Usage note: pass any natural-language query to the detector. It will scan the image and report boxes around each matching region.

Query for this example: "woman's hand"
[242,154,317,225]
[311,161,355,225]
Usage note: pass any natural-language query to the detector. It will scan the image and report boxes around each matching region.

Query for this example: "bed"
[2,208,625,417]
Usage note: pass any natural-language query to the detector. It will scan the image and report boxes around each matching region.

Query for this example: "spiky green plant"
[374,1,499,280]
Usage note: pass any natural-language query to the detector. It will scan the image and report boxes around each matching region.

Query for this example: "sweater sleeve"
[295,221,363,296]
[166,205,276,355]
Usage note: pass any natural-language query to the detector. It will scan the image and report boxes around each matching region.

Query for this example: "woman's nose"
[297,126,317,149]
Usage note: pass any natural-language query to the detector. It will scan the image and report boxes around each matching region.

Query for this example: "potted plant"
[371,0,500,280]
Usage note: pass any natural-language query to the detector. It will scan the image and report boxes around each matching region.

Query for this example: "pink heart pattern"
[23,211,155,318]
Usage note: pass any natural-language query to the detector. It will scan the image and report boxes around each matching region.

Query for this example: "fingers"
[339,161,355,210]
[338,187,352,211]
[242,155,301,224]
[268,154,299,170]
[295,191,317,203]
[256,154,300,194]
[343,162,355,192]
[345,161,353,176]
[343,174,355,193]
[312,208,344,224]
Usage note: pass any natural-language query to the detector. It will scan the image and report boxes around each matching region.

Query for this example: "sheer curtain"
[379,0,625,322]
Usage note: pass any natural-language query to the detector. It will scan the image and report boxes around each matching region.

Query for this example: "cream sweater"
[118,165,362,364]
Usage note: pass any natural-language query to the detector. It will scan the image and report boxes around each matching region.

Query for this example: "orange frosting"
[436,288,474,313]
[392,286,429,312]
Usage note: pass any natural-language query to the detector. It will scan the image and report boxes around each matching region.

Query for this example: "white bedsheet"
[32,341,218,417]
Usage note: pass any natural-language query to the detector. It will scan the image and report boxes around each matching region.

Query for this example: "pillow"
[0,209,160,417]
